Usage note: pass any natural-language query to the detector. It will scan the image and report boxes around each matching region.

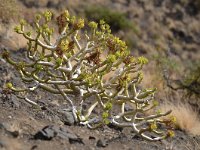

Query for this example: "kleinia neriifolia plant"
[2,10,175,141]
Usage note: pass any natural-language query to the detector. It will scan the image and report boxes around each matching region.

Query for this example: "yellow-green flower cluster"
[60,39,69,52]
[107,54,117,63]
[88,21,98,29]
[138,56,148,65]
[6,82,13,89]
[14,25,21,33]
[42,24,54,35]
[73,18,85,30]
[43,10,52,22]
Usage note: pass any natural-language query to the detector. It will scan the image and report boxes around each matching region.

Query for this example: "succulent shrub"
[2,10,175,141]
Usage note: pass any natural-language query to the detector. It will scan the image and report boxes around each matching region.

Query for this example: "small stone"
[96,139,107,147]
[59,110,75,126]
[34,125,56,140]
[34,125,84,144]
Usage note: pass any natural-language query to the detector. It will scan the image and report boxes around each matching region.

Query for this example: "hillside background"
[0,0,200,149]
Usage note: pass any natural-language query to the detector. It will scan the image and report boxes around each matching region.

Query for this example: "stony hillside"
[0,0,200,150]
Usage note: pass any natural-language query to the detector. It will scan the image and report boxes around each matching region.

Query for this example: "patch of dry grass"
[159,102,200,135]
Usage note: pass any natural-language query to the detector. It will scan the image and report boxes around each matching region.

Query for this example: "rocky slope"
[0,0,200,150]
